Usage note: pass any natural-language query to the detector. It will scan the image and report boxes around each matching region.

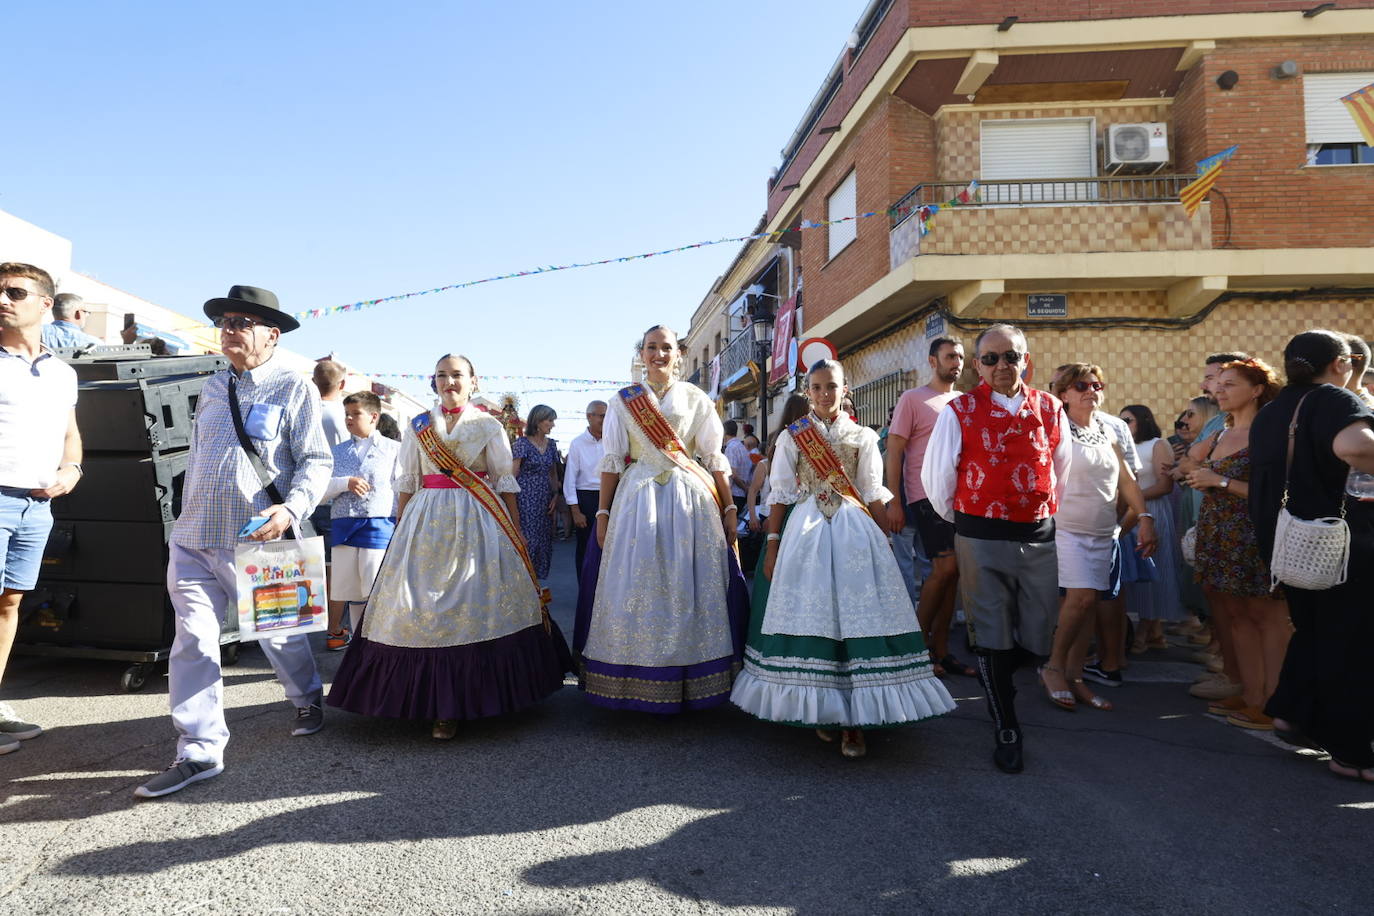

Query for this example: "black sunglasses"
[978,350,1024,367]
[212,315,274,331]
[1070,381,1105,392]
[0,285,46,302]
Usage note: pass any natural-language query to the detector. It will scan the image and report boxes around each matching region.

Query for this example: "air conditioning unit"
[1105,123,1169,171]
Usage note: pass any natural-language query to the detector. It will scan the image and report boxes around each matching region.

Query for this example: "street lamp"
[746,287,776,446]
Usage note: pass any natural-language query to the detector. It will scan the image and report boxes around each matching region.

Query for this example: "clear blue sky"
[6,1,864,433]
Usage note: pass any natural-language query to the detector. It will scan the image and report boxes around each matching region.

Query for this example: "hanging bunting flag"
[1179,145,1239,217]
[1340,82,1374,146]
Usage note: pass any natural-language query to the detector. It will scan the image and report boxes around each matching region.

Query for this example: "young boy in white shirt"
[322,392,401,650]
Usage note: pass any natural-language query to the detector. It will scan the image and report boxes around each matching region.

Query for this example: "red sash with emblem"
[787,415,875,520]
[617,384,726,511]
[411,412,551,627]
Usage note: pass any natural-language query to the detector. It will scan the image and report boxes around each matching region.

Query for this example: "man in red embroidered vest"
[922,323,1071,774]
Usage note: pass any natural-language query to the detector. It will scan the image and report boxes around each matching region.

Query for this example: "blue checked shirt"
[40,320,101,349]
[172,358,332,550]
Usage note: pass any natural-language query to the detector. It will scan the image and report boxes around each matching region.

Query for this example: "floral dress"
[1194,432,1273,597]
[512,437,559,579]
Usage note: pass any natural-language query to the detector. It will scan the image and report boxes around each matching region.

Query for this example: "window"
[827,170,857,260]
[1304,71,1374,166]
[979,118,1097,202]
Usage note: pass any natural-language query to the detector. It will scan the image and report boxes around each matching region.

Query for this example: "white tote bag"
[235,526,329,642]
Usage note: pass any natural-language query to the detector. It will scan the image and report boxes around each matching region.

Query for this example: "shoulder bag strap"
[227,375,316,538]
[1281,390,1344,518]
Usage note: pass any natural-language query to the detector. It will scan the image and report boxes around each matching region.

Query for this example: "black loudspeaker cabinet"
[18,582,174,649]
[52,450,188,523]
[75,373,208,452]
[41,520,173,584]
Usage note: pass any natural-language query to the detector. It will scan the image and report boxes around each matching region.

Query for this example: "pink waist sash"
[423,472,486,489]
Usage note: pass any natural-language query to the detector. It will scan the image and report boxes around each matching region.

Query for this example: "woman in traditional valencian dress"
[574,325,749,713]
[328,354,567,740]
[730,360,956,759]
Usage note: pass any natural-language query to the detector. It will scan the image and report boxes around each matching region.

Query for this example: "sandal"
[1207,695,1247,716]
[815,728,838,744]
[1329,759,1374,783]
[840,729,867,759]
[1069,678,1113,711]
[431,719,459,740]
[1225,707,1274,731]
[1039,665,1076,712]
[939,655,977,678]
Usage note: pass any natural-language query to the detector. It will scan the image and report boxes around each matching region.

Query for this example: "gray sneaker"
[291,703,324,737]
[0,703,42,740]
[0,733,20,755]
[134,758,224,798]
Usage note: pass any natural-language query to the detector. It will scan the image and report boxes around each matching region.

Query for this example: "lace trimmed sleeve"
[855,428,894,505]
[692,396,730,475]
[393,425,422,494]
[483,422,522,494]
[596,398,629,474]
[768,430,802,505]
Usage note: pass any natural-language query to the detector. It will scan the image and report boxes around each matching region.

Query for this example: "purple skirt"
[572,538,750,714]
[327,621,569,721]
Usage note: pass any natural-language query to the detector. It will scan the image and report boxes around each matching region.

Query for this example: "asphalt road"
[1,537,1368,915]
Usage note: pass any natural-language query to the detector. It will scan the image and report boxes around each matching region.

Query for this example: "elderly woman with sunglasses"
[1039,365,1156,712]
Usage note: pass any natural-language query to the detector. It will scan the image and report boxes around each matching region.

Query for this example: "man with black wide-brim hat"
[137,285,331,799]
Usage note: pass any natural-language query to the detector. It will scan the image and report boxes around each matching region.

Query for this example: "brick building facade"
[684,1,1374,431]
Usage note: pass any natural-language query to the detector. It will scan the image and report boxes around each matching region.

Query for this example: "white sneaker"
[0,703,42,740]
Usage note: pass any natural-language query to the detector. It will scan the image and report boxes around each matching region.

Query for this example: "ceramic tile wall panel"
[919,202,1210,254]
[935,102,1174,180]
[841,292,1371,425]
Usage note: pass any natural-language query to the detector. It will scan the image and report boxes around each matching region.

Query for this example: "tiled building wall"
[934,101,1174,180]
[918,201,1210,255]
[839,293,1372,426]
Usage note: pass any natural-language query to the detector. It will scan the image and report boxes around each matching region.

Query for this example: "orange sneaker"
[325,628,351,651]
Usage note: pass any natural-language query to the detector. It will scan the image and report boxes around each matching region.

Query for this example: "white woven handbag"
[1181,525,1198,566]
[1269,391,1351,591]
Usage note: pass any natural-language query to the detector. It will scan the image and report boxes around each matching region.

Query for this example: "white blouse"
[596,382,730,477]
[394,407,521,494]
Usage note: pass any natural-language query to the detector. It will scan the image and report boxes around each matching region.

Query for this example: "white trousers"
[167,543,322,764]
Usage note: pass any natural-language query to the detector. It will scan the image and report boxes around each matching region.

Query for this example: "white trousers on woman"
[166,544,322,764]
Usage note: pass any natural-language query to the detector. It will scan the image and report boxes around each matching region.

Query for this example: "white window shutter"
[1304,72,1374,144]
[980,119,1096,202]
[827,170,857,259]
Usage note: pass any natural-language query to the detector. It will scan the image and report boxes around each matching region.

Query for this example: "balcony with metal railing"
[717,330,756,396]
[889,174,1212,268]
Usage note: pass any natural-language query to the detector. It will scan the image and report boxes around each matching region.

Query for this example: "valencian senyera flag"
[1340,82,1374,146]
[1179,145,1238,218]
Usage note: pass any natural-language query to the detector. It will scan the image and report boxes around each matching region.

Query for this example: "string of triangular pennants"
[291,186,982,323]
[298,139,1265,324]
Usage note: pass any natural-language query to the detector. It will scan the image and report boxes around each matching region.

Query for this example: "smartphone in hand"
[238,516,271,538]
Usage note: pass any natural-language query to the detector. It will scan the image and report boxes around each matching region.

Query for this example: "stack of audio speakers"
[18,349,240,691]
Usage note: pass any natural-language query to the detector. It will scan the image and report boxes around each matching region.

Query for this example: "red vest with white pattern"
[950,381,1062,522]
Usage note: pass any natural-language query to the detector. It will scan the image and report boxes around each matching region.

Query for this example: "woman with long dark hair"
[1251,330,1374,781]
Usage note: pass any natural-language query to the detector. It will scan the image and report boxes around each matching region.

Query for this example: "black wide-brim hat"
[203,285,300,333]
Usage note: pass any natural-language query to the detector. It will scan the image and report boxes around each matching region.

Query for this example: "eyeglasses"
[1070,381,1105,393]
[0,286,46,302]
[978,350,1025,367]
[212,315,273,331]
